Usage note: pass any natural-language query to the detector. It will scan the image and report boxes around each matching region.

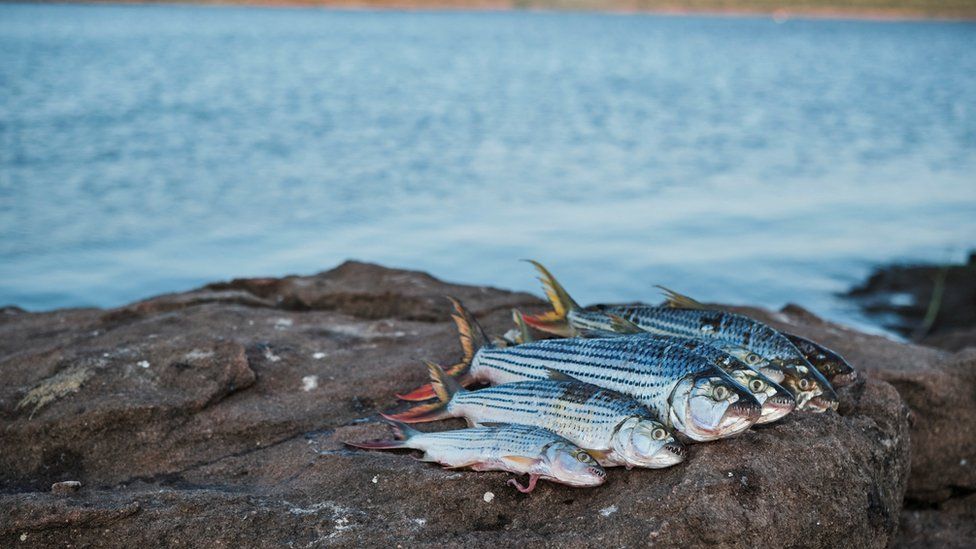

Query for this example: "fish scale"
[449,380,652,452]
[404,424,574,463]
[470,335,729,423]
[596,305,800,365]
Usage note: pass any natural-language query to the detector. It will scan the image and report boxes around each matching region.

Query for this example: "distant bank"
[59,0,976,20]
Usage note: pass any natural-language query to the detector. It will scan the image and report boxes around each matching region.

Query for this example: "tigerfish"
[400,298,762,442]
[520,261,839,412]
[386,362,685,469]
[347,420,605,493]
[501,309,793,424]
[782,333,857,387]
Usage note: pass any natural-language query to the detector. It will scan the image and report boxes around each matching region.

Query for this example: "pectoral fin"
[500,455,540,469]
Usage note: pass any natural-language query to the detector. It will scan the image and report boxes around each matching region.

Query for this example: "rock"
[0,262,911,547]
[739,304,976,505]
[845,252,976,342]
[895,494,976,549]
[50,481,81,496]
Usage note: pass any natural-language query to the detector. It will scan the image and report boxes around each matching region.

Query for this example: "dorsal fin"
[656,285,709,310]
[606,313,644,334]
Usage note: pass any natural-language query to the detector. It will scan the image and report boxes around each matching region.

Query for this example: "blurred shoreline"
[24,0,976,21]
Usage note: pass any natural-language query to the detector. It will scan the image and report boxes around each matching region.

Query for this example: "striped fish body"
[590,305,800,365]
[410,424,562,466]
[401,424,606,489]
[590,305,838,410]
[446,380,683,467]
[450,381,645,448]
[469,336,711,424]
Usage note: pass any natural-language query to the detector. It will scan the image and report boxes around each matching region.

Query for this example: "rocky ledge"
[0,262,972,547]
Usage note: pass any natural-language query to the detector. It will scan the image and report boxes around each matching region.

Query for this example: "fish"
[782,333,857,387]
[401,298,762,442]
[386,361,686,469]
[638,331,795,424]
[520,261,839,412]
[346,420,606,493]
[503,310,794,424]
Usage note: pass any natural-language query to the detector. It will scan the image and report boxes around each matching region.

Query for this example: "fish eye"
[749,379,765,392]
[652,428,667,441]
[575,451,591,463]
[798,378,812,391]
[746,353,761,365]
[712,385,730,401]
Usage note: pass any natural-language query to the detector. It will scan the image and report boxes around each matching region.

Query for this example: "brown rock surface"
[0,262,914,547]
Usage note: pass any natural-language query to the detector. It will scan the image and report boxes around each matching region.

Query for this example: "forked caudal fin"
[384,362,464,423]
[345,419,418,450]
[396,297,488,402]
[521,260,581,337]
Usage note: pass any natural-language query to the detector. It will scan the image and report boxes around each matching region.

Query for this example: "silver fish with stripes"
[498,309,794,424]
[347,420,606,493]
[400,299,763,442]
[520,261,839,412]
[386,362,685,469]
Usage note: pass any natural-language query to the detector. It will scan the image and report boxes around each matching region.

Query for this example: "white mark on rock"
[600,505,618,517]
[184,349,214,361]
[483,491,495,503]
[313,352,327,360]
[137,360,150,369]
[962,459,969,466]
[20,533,27,541]
[727,472,733,478]
[412,518,426,527]
[372,475,378,484]
[302,375,319,392]
[264,347,281,363]
[274,318,293,330]
[286,500,358,540]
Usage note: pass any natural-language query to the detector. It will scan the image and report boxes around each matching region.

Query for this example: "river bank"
[1,261,974,546]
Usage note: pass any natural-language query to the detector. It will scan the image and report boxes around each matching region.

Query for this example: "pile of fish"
[348,261,856,493]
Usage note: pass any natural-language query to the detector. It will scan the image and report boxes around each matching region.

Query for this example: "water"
[1,4,974,334]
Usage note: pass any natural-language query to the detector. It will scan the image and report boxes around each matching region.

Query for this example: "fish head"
[544,443,607,488]
[726,365,796,424]
[737,351,787,384]
[669,367,762,442]
[789,335,857,387]
[778,361,839,413]
[611,416,685,469]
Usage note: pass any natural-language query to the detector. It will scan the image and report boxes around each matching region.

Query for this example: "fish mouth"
[661,441,686,463]
[756,393,796,424]
[830,370,858,388]
[641,441,687,468]
[806,394,839,412]
[701,400,761,439]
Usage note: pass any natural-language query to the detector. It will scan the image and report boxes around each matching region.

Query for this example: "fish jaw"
[648,441,686,468]
[830,370,858,388]
[544,443,607,488]
[727,367,795,425]
[669,373,761,442]
[806,394,840,412]
[611,417,685,469]
[756,391,796,424]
